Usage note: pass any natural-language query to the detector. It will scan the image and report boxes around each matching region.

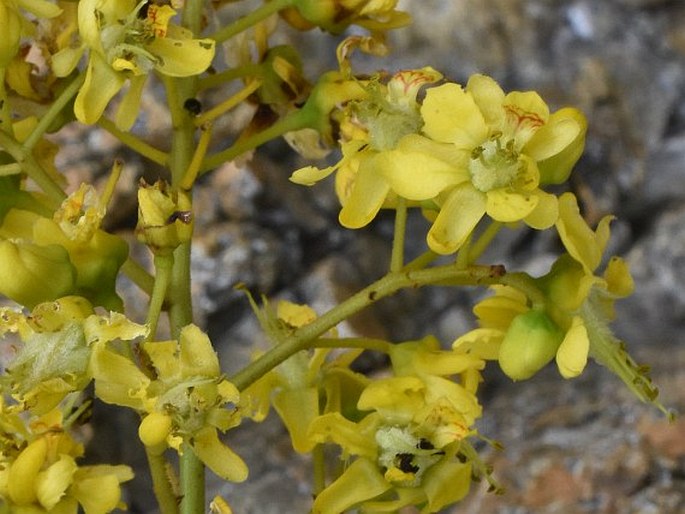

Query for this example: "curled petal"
[428,184,486,254]
[74,54,126,125]
[192,426,248,483]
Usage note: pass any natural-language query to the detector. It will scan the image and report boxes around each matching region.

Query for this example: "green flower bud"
[0,240,76,308]
[136,181,193,255]
[498,309,564,381]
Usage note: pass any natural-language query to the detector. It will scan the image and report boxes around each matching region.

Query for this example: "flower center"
[375,426,441,487]
[468,133,521,192]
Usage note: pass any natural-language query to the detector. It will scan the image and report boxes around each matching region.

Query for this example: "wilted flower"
[135,180,193,255]
[308,337,487,513]
[0,404,133,513]
[90,323,248,483]
[281,0,410,34]
[52,0,215,129]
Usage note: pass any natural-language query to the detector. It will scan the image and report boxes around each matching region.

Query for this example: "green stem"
[231,264,507,391]
[0,130,65,206]
[0,68,11,133]
[312,444,326,497]
[197,64,262,91]
[312,337,393,354]
[98,117,169,166]
[209,0,294,43]
[146,254,174,340]
[121,257,155,297]
[390,198,407,272]
[403,250,438,271]
[199,108,311,173]
[146,448,180,514]
[499,271,546,306]
[179,442,204,514]
[163,0,204,491]
[468,221,502,264]
[23,73,85,152]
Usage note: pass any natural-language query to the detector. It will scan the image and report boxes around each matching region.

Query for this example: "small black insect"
[396,453,419,474]
[183,98,202,116]
[417,438,434,450]
[167,210,192,224]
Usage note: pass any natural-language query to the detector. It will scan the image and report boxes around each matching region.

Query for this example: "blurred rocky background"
[55,0,685,512]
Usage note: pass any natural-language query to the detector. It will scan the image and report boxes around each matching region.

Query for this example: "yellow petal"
[192,426,248,483]
[502,90,549,145]
[556,192,614,273]
[421,83,488,148]
[307,412,377,458]
[465,74,505,128]
[423,459,472,512]
[290,164,336,186]
[147,36,215,77]
[115,75,147,131]
[556,316,589,378]
[524,190,558,229]
[485,188,538,223]
[179,324,220,377]
[452,328,505,360]
[338,160,390,228]
[378,134,469,200]
[18,0,62,19]
[532,108,587,185]
[272,388,319,453]
[603,256,634,298]
[70,472,122,513]
[8,437,47,504]
[36,455,77,509]
[74,54,125,125]
[311,458,391,514]
[427,184,486,254]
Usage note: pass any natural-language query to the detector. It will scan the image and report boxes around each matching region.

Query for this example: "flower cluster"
[292,68,587,255]
[309,337,491,513]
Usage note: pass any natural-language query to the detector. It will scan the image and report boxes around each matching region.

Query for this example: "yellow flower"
[291,67,449,227]
[307,339,486,513]
[452,198,663,411]
[53,0,215,129]
[418,74,586,254]
[240,299,368,453]
[0,406,133,513]
[1,297,147,414]
[90,324,248,483]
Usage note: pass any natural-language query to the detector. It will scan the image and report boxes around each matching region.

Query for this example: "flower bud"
[0,3,22,68]
[0,240,76,308]
[498,309,564,381]
[136,181,193,255]
[139,411,173,449]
